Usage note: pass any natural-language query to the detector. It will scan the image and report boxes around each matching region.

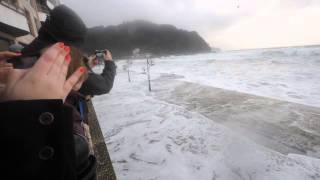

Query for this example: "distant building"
[0,0,60,51]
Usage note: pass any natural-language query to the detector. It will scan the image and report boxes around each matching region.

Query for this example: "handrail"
[87,100,117,180]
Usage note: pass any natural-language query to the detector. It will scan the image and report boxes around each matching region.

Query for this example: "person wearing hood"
[0,42,90,180]
[8,5,116,97]
[0,4,118,179]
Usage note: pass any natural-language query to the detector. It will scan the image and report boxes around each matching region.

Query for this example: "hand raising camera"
[103,49,112,61]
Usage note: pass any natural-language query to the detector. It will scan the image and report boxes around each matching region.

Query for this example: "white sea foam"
[121,45,320,107]
[93,45,320,179]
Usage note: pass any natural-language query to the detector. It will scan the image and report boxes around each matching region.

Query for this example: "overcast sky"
[60,0,320,50]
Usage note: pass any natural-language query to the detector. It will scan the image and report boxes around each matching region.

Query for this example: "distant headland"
[83,20,212,58]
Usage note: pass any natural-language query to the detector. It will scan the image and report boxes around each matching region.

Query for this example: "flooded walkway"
[153,74,320,158]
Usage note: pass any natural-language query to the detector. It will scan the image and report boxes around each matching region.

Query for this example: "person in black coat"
[3,5,116,179]
[0,43,93,180]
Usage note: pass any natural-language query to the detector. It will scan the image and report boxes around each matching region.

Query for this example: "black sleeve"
[79,61,117,96]
[0,100,77,180]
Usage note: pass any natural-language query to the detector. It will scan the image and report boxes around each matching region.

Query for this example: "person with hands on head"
[6,5,116,97]
[2,43,84,101]
[0,43,89,180]
[1,5,99,179]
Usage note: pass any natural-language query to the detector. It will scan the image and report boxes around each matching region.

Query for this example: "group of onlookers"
[0,5,116,180]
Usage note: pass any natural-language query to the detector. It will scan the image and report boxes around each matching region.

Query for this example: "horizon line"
[221,43,320,52]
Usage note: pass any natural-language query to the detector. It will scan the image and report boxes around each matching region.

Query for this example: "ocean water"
[128,45,320,107]
[93,45,320,180]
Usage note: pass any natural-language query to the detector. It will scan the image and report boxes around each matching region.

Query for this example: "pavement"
[153,73,320,158]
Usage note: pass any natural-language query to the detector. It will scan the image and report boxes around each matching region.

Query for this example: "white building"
[0,0,60,51]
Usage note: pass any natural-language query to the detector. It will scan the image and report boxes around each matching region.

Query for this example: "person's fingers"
[0,84,5,92]
[104,49,112,61]
[31,42,65,76]
[59,53,72,80]
[0,51,21,61]
[0,66,13,72]
[3,63,13,68]
[93,59,98,65]
[105,49,111,55]
[63,67,86,95]
[1,69,28,101]
[5,69,27,89]
[0,84,5,99]
[48,45,70,77]
[0,67,13,83]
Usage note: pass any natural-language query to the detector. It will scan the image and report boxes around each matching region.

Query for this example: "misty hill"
[83,20,211,58]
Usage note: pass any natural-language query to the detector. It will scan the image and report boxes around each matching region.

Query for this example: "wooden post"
[127,59,131,83]
[127,68,131,82]
[146,57,151,91]
[87,100,117,180]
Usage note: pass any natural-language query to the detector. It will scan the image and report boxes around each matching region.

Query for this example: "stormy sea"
[93,45,320,180]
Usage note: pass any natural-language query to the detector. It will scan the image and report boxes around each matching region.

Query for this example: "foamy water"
[92,46,320,179]
[127,45,320,107]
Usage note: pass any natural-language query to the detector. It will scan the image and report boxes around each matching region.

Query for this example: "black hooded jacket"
[79,61,116,96]
[1,5,98,179]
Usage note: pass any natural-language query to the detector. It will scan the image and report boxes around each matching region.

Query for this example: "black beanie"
[22,5,87,55]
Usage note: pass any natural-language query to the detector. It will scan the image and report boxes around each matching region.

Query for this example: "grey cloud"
[60,0,320,48]
[60,0,243,37]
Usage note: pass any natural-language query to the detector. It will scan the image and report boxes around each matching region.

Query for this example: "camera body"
[95,50,106,64]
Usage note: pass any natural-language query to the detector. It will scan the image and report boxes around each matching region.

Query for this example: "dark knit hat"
[22,5,87,55]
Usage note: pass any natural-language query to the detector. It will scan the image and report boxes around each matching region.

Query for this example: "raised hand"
[0,51,19,83]
[0,64,13,84]
[103,49,113,61]
[0,51,20,96]
[1,43,86,101]
[0,51,21,61]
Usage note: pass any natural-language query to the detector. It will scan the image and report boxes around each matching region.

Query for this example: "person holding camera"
[79,49,116,97]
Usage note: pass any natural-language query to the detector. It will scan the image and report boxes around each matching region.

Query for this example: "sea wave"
[261,50,287,57]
